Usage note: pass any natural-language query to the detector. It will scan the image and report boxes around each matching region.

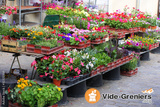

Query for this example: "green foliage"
[121,57,138,71]
[35,39,60,48]
[0,22,14,36]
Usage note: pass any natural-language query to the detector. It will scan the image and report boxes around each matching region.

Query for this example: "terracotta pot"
[151,26,157,30]
[53,79,62,86]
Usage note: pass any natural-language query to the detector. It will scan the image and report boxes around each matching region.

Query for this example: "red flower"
[8,88,11,93]
[101,19,104,21]
[52,30,56,34]
[18,91,21,94]
[61,50,65,54]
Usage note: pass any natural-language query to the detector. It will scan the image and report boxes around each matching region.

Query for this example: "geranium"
[0,6,17,16]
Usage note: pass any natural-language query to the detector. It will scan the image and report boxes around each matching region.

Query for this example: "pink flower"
[52,55,56,59]
[25,76,28,79]
[62,65,66,70]
[39,75,44,78]
[74,67,79,72]
[50,75,53,79]
[45,72,49,76]
[129,19,132,22]
[81,62,84,66]
[87,22,90,30]
[77,70,81,75]
[31,60,37,67]
[52,70,54,72]
[43,56,49,60]
[75,38,79,41]
[70,58,73,63]
[65,62,70,65]
[70,65,73,70]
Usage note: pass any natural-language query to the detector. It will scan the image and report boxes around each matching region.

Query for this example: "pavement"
[0,51,160,107]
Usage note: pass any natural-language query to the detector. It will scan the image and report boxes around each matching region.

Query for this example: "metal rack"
[16,0,42,26]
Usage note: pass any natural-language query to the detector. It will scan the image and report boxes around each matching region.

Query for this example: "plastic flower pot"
[53,79,62,87]
[48,104,58,107]
[78,42,85,46]
[34,48,42,54]
[27,44,35,48]
[46,76,52,83]
[41,46,50,50]
[9,101,22,107]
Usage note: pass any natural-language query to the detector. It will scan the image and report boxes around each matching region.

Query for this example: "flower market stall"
[1,1,160,107]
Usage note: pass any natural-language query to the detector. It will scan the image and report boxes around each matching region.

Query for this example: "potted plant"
[120,53,139,76]
[5,78,63,107]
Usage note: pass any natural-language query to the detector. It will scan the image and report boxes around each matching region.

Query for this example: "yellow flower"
[20,78,24,81]
[29,84,32,87]
[38,88,42,91]
[33,36,36,39]
[27,33,30,36]
[17,85,21,88]
[57,87,61,91]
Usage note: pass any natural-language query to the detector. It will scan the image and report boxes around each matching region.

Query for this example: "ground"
[0,52,160,107]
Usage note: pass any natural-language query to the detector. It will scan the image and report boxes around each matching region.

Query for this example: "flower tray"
[64,42,87,49]
[1,39,27,52]
[27,41,64,55]
[121,68,138,77]
[90,70,97,76]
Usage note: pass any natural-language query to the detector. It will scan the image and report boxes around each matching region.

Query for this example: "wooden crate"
[1,40,26,52]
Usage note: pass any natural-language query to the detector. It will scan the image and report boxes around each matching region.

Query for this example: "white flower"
[92,57,95,60]
[86,55,89,58]
[89,63,94,68]
[86,64,89,69]
[82,55,86,59]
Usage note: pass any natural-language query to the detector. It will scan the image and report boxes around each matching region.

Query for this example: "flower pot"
[48,104,58,107]
[41,46,50,50]
[53,79,62,86]
[34,48,42,54]
[141,28,146,32]
[27,44,35,48]
[151,26,157,30]
[78,42,85,46]
[9,101,22,107]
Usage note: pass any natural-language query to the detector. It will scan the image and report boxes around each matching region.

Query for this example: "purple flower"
[81,38,85,41]
[65,37,70,41]
[135,42,139,46]
[122,47,124,49]
[62,36,66,39]
[67,33,72,37]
